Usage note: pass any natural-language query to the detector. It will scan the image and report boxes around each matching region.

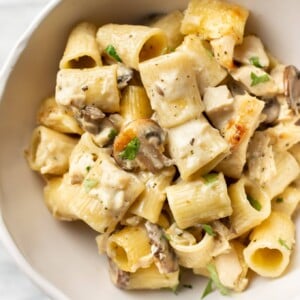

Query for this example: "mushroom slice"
[113,119,172,172]
[75,105,105,134]
[117,63,134,89]
[261,98,281,126]
[226,77,246,96]
[145,221,179,274]
[108,258,130,289]
[284,65,300,114]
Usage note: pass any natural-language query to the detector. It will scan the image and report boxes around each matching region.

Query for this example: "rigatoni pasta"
[228,176,271,237]
[166,172,232,228]
[139,51,204,128]
[97,24,167,70]
[55,66,120,111]
[25,0,300,297]
[148,10,184,50]
[37,97,83,134]
[59,22,102,69]
[43,174,79,221]
[26,125,78,175]
[243,212,295,277]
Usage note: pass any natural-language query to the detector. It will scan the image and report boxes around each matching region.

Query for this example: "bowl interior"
[0,0,299,299]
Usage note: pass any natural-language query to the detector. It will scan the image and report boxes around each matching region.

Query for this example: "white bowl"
[0,0,299,299]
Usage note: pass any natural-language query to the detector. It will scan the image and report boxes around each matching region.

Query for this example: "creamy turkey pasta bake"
[25,0,300,297]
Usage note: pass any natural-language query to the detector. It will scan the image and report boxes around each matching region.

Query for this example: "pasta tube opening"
[110,242,129,267]
[139,34,167,62]
[243,212,295,278]
[228,176,270,237]
[106,225,152,272]
[251,248,283,272]
[68,55,97,69]
[59,22,102,69]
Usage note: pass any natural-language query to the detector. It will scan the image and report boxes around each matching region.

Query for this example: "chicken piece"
[203,85,235,129]
[234,35,269,68]
[231,65,278,97]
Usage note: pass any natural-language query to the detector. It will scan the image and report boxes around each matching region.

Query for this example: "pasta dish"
[25,0,300,297]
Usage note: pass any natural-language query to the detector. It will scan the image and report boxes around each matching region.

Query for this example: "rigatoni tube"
[25,125,78,175]
[120,86,153,123]
[109,261,179,290]
[243,212,295,278]
[43,174,79,221]
[106,225,152,272]
[97,24,167,70]
[59,22,102,69]
[130,166,175,223]
[228,176,271,237]
[37,97,83,134]
[55,66,120,112]
[166,172,232,229]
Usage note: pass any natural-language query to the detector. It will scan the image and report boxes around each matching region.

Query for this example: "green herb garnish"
[83,178,98,192]
[171,284,179,295]
[201,278,213,299]
[247,194,262,211]
[105,44,122,62]
[162,46,175,54]
[249,56,263,68]
[108,128,118,140]
[250,72,270,86]
[206,263,230,296]
[276,197,284,203]
[162,232,171,241]
[278,238,291,250]
[203,173,219,185]
[202,224,216,237]
[86,165,91,173]
[206,48,214,58]
[119,137,140,160]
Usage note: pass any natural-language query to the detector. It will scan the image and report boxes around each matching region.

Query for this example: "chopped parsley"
[162,232,171,241]
[278,238,291,250]
[276,197,284,203]
[206,263,230,296]
[119,137,140,160]
[203,173,219,185]
[105,44,122,62]
[83,178,98,192]
[86,165,91,173]
[247,194,262,211]
[249,56,263,68]
[250,72,270,86]
[108,128,118,140]
[171,284,179,295]
[202,224,216,237]
[162,46,175,54]
[201,278,213,299]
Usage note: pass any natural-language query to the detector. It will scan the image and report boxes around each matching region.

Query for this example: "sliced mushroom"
[108,258,130,289]
[117,63,134,89]
[144,221,179,274]
[113,119,173,172]
[75,105,105,134]
[261,98,281,125]
[284,65,300,114]
[226,77,246,96]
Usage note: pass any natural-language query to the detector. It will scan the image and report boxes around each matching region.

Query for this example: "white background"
[0,1,51,299]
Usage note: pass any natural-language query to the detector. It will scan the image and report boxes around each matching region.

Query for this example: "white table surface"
[0,1,51,299]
